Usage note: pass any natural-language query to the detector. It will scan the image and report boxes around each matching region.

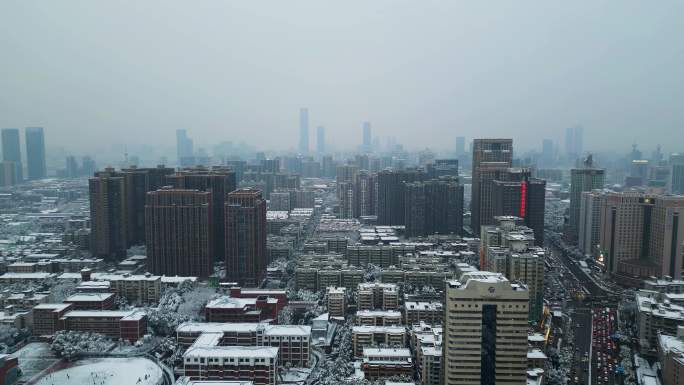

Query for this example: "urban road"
[550,244,620,385]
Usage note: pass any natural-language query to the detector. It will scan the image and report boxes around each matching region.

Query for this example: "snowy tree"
[364,264,382,282]
[0,324,28,350]
[147,284,217,336]
[278,306,294,324]
[51,331,113,361]
[46,280,77,302]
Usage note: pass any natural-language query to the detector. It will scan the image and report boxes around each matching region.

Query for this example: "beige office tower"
[443,272,528,385]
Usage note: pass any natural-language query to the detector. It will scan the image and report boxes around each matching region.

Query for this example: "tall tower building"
[336,164,359,199]
[568,155,605,243]
[376,169,425,226]
[443,272,529,385]
[299,108,309,154]
[1,128,23,182]
[599,192,684,285]
[455,136,465,157]
[25,127,46,180]
[404,177,464,237]
[0,161,18,187]
[471,139,513,234]
[166,166,237,263]
[362,122,372,152]
[353,170,376,218]
[176,129,194,166]
[578,189,603,258]
[491,169,546,246]
[565,125,584,160]
[225,188,267,286]
[481,217,545,322]
[316,126,325,154]
[89,169,127,260]
[145,188,213,278]
[541,139,554,164]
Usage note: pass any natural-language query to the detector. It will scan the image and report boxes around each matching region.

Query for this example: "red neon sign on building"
[519,182,527,218]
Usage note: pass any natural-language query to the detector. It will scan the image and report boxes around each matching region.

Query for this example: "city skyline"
[1,2,682,154]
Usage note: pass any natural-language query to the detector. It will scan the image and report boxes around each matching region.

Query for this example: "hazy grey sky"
[1,1,682,154]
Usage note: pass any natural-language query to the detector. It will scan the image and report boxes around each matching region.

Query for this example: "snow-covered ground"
[12,342,59,381]
[281,367,312,384]
[34,357,164,385]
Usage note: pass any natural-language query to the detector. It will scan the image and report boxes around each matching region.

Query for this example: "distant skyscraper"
[166,166,237,263]
[471,139,513,234]
[225,188,267,286]
[146,188,213,278]
[0,161,18,186]
[455,136,465,157]
[65,156,79,178]
[25,127,46,180]
[81,156,97,178]
[443,272,529,385]
[299,108,309,154]
[316,126,325,154]
[565,125,584,160]
[1,128,23,182]
[362,122,372,152]
[569,156,605,243]
[89,169,127,260]
[176,129,194,166]
[541,138,554,164]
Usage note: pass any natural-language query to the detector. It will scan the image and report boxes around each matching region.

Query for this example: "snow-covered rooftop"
[184,346,279,359]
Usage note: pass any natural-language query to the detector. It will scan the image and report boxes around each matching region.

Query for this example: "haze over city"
[1,2,684,385]
[1,1,682,158]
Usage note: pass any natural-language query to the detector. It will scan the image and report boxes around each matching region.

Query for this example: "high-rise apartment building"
[299,108,309,154]
[1,128,23,182]
[167,167,237,263]
[471,139,513,234]
[91,166,175,247]
[443,271,528,385]
[377,169,425,226]
[145,188,213,278]
[316,126,325,154]
[600,192,684,286]
[25,127,46,180]
[353,170,376,218]
[362,122,372,153]
[89,169,127,260]
[404,177,464,237]
[481,217,544,322]
[578,189,603,258]
[225,188,267,286]
[568,156,605,243]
